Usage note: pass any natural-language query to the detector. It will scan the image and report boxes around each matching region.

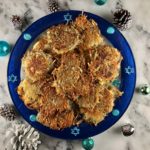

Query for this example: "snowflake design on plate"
[8,74,17,83]
[64,13,72,23]
[71,127,80,136]
[125,66,134,75]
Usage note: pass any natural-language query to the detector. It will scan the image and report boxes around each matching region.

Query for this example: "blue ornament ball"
[95,0,107,5]
[82,138,94,150]
[0,41,11,56]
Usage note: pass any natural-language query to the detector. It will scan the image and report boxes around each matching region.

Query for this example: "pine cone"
[11,15,24,30]
[113,9,132,31]
[48,0,60,13]
[0,104,16,121]
[5,123,41,150]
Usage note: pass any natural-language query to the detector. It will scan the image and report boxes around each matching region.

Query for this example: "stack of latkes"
[17,14,123,130]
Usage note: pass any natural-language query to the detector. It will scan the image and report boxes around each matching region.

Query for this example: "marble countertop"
[0,0,150,150]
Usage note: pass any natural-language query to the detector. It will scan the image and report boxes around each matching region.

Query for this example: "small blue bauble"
[29,114,37,122]
[112,109,120,116]
[0,41,11,56]
[107,27,115,34]
[23,33,32,40]
[82,138,94,150]
[95,0,107,5]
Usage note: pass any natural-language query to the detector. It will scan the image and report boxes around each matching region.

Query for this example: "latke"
[46,24,80,54]
[22,51,54,81]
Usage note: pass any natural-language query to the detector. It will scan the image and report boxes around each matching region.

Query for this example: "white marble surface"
[0,0,150,150]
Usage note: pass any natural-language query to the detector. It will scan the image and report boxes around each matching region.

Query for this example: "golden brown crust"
[52,52,83,95]
[68,74,93,100]
[88,45,122,84]
[32,35,51,53]
[37,109,75,130]
[80,85,122,125]
[17,77,54,110]
[74,15,104,49]
[40,85,70,110]
[22,51,54,81]
[17,79,42,110]
[37,86,75,130]
[46,24,80,54]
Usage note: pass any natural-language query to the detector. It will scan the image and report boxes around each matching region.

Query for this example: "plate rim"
[7,10,136,139]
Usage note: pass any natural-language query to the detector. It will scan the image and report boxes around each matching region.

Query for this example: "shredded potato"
[17,14,123,130]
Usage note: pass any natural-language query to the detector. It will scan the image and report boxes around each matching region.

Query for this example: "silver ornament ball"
[139,85,150,95]
[121,124,135,136]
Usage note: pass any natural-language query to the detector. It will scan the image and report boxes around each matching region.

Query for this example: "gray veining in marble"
[0,0,150,150]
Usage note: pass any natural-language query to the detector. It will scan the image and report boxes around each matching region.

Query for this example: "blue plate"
[7,10,136,139]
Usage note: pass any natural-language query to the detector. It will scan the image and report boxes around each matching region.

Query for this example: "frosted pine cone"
[11,15,24,30]
[48,0,60,13]
[0,104,16,121]
[5,122,41,150]
[113,9,132,31]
